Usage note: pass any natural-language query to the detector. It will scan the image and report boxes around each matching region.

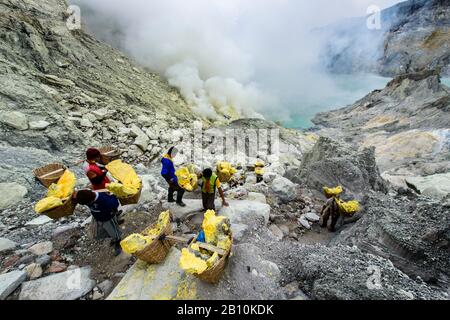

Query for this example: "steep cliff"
[321,0,450,76]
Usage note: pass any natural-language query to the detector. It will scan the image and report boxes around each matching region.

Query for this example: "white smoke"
[71,0,401,123]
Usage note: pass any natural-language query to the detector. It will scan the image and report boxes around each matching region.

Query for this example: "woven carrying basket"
[118,186,142,206]
[193,234,233,284]
[98,146,121,165]
[41,197,77,220]
[134,220,174,264]
[33,163,67,188]
[217,172,232,184]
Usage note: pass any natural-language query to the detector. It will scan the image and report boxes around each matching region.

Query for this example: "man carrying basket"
[75,190,123,256]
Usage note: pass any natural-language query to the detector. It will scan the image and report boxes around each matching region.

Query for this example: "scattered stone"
[0,183,28,210]
[25,263,43,280]
[0,238,17,253]
[299,216,312,230]
[3,255,20,268]
[98,280,114,297]
[269,225,284,241]
[0,270,27,300]
[0,111,28,130]
[35,255,51,267]
[305,212,320,223]
[47,261,67,273]
[28,120,50,130]
[19,267,95,300]
[25,215,53,227]
[28,241,53,256]
[52,224,80,250]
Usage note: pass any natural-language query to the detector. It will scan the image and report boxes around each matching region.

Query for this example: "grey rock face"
[312,71,450,190]
[334,193,450,289]
[19,267,96,300]
[295,137,388,200]
[0,238,17,253]
[285,244,445,300]
[0,271,27,300]
[0,183,28,210]
[320,0,450,76]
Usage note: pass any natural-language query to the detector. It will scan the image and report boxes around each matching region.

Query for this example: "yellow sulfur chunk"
[144,211,171,236]
[202,210,228,244]
[179,248,208,275]
[106,160,141,195]
[107,182,139,198]
[336,199,360,215]
[47,170,76,199]
[206,252,219,268]
[255,167,265,176]
[35,196,64,214]
[120,234,152,255]
[176,167,198,192]
[323,186,343,198]
[217,235,232,251]
[35,170,76,214]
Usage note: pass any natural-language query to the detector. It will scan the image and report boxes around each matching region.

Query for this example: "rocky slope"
[321,0,450,76]
[313,70,450,199]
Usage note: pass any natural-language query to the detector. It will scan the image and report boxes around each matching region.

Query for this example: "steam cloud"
[71,0,401,123]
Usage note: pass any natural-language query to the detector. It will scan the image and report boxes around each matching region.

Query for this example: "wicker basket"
[134,220,174,264]
[98,146,121,165]
[217,172,233,184]
[193,234,233,284]
[33,163,67,188]
[41,197,77,220]
[118,186,142,206]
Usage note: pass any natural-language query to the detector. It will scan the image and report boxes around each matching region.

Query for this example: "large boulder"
[295,137,388,200]
[219,200,271,227]
[270,177,297,203]
[0,238,17,253]
[0,111,28,130]
[0,183,28,210]
[0,271,27,300]
[19,267,96,300]
[406,173,450,200]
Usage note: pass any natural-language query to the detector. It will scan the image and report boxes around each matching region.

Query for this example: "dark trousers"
[202,192,216,211]
[164,176,185,203]
[321,198,340,231]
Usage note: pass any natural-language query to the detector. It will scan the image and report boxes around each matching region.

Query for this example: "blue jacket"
[88,192,120,222]
[161,156,177,183]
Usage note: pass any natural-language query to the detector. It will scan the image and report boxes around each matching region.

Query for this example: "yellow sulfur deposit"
[323,186,343,198]
[179,248,208,274]
[179,210,232,276]
[144,211,171,236]
[206,252,219,268]
[217,162,237,183]
[336,199,360,215]
[176,167,198,192]
[35,170,76,214]
[107,182,139,198]
[47,170,76,199]
[35,197,64,214]
[255,160,265,176]
[106,160,141,197]
[202,210,229,243]
[120,234,153,255]
[120,211,171,254]
[217,162,237,176]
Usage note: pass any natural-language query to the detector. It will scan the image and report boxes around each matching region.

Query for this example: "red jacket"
[83,162,110,190]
